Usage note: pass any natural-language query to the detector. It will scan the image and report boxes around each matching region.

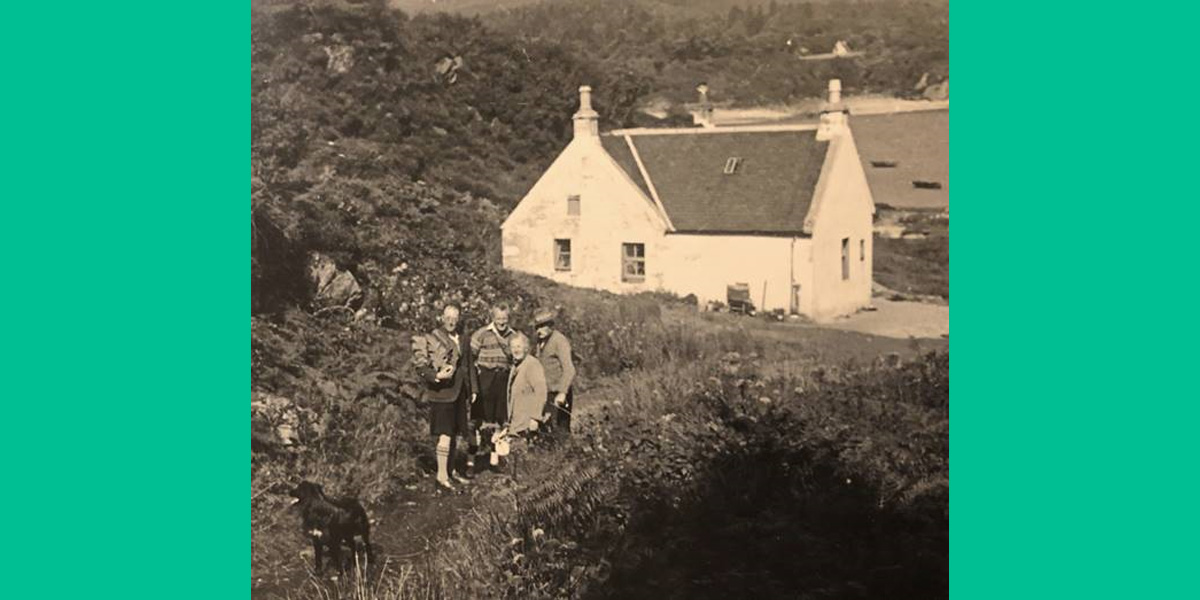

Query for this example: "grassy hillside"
[251,0,655,318]
[254,323,948,598]
[391,0,902,18]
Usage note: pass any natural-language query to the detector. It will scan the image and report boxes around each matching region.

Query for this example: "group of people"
[411,303,576,490]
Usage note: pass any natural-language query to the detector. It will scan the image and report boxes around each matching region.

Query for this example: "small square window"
[621,243,645,282]
[554,239,571,271]
[567,194,581,216]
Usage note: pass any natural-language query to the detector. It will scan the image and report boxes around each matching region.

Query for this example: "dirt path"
[821,298,949,339]
[252,478,480,599]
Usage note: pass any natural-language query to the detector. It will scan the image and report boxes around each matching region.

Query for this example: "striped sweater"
[470,323,515,370]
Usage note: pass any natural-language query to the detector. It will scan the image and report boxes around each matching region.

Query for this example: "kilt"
[429,391,469,437]
[472,366,510,425]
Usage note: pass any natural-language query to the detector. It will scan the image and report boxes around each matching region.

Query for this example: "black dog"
[289,481,373,573]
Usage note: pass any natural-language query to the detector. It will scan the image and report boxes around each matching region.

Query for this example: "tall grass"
[252,292,761,587]
[283,350,947,599]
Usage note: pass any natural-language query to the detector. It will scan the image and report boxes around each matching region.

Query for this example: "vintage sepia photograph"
[251,0,949,597]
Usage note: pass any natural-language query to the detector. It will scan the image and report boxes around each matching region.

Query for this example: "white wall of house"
[806,126,875,320]
[501,136,669,294]
[659,234,812,313]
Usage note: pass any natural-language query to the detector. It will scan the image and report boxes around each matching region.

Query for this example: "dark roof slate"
[601,130,829,234]
[599,136,654,201]
[852,110,948,209]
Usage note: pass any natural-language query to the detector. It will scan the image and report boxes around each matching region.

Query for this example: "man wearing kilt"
[411,304,478,491]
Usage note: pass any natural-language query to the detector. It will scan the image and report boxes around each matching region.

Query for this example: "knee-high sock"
[467,423,480,455]
[448,436,459,475]
[436,435,451,481]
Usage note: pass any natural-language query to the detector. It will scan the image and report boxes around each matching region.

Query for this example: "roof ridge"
[606,124,820,136]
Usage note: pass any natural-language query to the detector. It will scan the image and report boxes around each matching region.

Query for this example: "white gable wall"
[806,127,875,320]
[501,138,668,292]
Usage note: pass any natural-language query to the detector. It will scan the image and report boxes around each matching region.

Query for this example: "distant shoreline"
[715,96,949,126]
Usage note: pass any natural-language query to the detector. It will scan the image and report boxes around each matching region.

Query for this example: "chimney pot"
[579,85,594,111]
[573,84,599,139]
[694,82,715,128]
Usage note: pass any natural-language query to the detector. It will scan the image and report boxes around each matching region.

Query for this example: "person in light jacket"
[532,307,576,437]
[506,333,549,437]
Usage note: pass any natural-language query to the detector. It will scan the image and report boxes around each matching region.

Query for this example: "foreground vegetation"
[258,342,947,599]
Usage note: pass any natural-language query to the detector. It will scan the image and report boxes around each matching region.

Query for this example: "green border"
[953,2,1197,599]
[2,2,243,598]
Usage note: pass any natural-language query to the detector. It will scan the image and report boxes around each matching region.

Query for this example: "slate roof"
[851,110,948,209]
[600,130,829,234]
[599,136,653,201]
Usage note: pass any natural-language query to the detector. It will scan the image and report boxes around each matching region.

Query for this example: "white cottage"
[501,81,875,321]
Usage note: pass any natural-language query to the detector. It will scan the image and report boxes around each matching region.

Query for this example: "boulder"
[324,45,354,74]
[307,252,363,309]
[923,79,949,101]
[251,392,305,447]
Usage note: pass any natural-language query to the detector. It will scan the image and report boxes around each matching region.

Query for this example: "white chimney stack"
[693,83,715,129]
[573,85,599,139]
[828,79,842,105]
[816,79,848,141]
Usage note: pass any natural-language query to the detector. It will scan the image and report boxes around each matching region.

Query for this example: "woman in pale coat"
[506,333,550,436]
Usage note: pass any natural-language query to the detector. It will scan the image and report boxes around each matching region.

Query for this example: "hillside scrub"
[252,0,649,316]
[252,288,754,583]
[288,350,948,599]
[873,235,949,300]
[490,0,950,106]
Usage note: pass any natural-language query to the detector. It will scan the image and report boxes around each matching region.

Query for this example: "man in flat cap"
[532,307,576,438]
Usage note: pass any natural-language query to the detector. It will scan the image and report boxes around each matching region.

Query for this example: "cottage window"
[567,194,581,216]
[621,243,645,282]
[554,239,572,271]
[860,239,865,262]
[841,237,850,280]
[723,157,742,174]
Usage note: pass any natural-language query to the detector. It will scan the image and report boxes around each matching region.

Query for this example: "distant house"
[853,109,949,209]
[501,81,875,321]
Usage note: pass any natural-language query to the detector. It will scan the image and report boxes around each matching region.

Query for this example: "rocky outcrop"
[307,252,363,309]
[251,392,311,448]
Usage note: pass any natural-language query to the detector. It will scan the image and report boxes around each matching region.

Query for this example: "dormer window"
[567,194,581,216]
[723,157,742,174]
